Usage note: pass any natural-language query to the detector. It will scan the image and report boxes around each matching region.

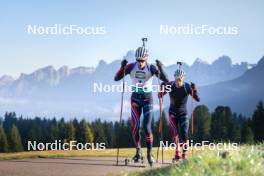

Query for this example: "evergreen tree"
[27,126,37,141]
[0,117,3,127]
[230,124,241,142]
[114,121,119,148]
[252,101,264,142]
[72,118,80,142]
[192,105,211,142]
[33,117,44,142]
[210,106,233,142]
[64,121,76,142]
[50,125,59,141]
[8,124,23,152]
[0,127,9,152]
[41,118,51,143]
[87,125,93,143]
[58,118,66,141]
[224,113,241,142]
[235,113,247,128]
[91,119,107,144]
[3,112,17,133]
[241,123,254,144]
[79,119,94,144]
[114,119,131,148]
[102,121,115,148]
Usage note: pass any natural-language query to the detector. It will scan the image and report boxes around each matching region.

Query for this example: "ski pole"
[116,68,125,166]
[159,97,164,164]
[156,61,164,164]
[191,88,195,157]
[156,95,163,163]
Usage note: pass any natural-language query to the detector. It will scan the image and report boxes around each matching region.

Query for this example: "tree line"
[0,101,263,153]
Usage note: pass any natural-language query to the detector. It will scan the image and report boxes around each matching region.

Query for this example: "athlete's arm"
[150,64,169,82]
[114,62,134,81]
[189,82,200,102]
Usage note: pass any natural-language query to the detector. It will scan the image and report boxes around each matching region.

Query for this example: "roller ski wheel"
[124,158,130,165]
[132,154,142,163]
[140,156,144,164]
[147,154,154,167]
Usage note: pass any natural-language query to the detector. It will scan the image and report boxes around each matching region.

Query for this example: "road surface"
[0,157,171,176]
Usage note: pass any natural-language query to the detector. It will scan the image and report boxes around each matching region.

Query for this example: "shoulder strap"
[185,82,193,95]
[171,81,176,87]
[146,63,150,72]
[183,82,188,95]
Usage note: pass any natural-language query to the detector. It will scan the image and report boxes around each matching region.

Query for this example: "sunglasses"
[137,60,145,63]
[176,77,184,81]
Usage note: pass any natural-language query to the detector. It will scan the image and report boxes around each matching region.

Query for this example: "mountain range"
[200,56,264,117]
[0,52,262,120]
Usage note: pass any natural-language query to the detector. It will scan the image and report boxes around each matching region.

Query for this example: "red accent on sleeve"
[115,67,125,78]
[125,63,134,73]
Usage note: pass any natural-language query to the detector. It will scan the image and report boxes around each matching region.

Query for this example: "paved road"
[0,157,170,176]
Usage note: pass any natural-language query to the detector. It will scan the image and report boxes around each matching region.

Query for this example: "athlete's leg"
[131,95,142,149]
[142,95,153,150]
[179,115,189,159]
[169,112,180,159]
[142,94,154,164]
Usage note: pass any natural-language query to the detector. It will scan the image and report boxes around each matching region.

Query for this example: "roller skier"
[114,38,168,166]
[158,62,200,162]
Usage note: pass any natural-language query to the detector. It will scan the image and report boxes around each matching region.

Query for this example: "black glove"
[155,60,163,68]
[191,82,200,101]
[191,82,196,90]
[121,59,128,67]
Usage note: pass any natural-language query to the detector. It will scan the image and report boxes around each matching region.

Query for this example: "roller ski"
[125,148,144,166]
[132,155,144,164]
[124,157,144,166]
[172,153,188,164]
[172,155,181,164]
[124,158,130,165]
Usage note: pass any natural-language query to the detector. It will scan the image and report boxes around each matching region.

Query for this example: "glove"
[155,60,163,68]
[191,82,196,90]
[158,92,164,98]
[121,59,128,67]
[190,82,200,102]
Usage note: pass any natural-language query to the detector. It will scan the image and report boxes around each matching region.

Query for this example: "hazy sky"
[0,0,263,78]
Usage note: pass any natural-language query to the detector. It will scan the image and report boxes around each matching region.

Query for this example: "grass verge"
[129,144,264,176]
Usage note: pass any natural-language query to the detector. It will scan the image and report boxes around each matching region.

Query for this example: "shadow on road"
[52,157,116,162]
